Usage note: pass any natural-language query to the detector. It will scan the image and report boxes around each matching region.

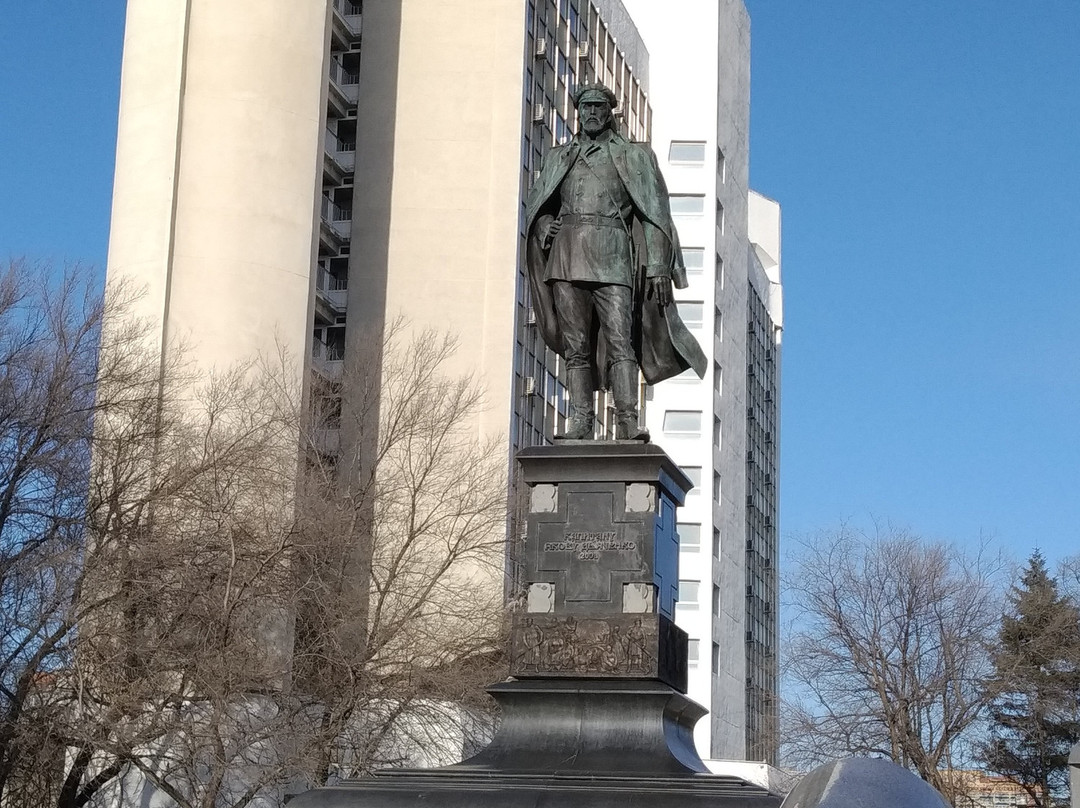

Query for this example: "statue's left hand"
[647,276,673,307]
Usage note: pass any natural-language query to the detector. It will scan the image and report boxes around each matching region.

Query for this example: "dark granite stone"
[517,443,691,624]
[287,444,775,807]
[510,612,688,690]
[289,680,781,808]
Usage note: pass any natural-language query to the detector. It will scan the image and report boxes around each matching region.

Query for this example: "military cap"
[573,83,618,108]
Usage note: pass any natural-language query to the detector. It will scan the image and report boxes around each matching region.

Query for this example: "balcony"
[323,128,356,184]
[331,0,362,44]
[319,195,351,252]
[315,261,348,317]
[312,325,346,377]
[328,57,359,113]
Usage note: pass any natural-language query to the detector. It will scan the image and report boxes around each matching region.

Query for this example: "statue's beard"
[581,118,612,137]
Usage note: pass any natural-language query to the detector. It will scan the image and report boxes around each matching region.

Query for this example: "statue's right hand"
[540,217,562,248]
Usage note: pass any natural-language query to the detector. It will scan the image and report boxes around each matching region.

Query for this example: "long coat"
[524,134,707,386]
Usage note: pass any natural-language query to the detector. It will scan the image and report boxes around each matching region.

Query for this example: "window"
[678,580,699,608]
[688,638,700,665]
[717,146,726,182]
[681,247,704,274]
[712,527,721,558]
[669,140,706,163]
[714,307,723,341]
[713,362,723,396]
[712,474,721,503]
[712,641,720,671]
[677,522,701,551]
[663,410,701,435]
[680,466,702,490]
[716,199,725,234]
[713,416,722,449]
[676,301,704,328]
[669,194,705,216]
[712,585,720,616]
[670,367,699,383]
[717,253,725,289]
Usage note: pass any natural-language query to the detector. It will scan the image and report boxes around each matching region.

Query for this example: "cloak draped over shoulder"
[523,134,708,387]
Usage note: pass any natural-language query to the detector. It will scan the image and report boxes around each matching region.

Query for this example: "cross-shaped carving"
[535,488,646,606]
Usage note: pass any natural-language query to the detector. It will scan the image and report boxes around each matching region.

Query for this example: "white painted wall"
[106,0,328,373]
[620,0,752,760]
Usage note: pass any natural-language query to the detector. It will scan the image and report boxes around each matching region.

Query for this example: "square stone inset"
[527,582,555,613]
[622,582,656,613]
[530,483,558,513]
[625,482,655,513]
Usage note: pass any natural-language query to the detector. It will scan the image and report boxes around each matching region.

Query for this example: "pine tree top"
[997,551,1080,680]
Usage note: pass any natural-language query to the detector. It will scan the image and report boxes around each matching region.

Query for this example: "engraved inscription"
[544,531,637,560]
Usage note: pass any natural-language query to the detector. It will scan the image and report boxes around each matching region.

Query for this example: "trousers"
[551,281,635,371]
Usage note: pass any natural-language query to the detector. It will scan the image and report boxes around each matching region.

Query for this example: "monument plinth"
[290,79,776,808]
[292,442,782,807]
[510,442,690,690]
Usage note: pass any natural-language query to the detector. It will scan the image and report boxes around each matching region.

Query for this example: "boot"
[555,367,595,440]
[610,360,650,441]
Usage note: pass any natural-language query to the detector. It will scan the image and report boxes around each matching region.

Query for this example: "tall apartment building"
[105,0,777,767]
[619,0,782,763]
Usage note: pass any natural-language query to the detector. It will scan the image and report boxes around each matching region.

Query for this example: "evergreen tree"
[980,551,1080,807]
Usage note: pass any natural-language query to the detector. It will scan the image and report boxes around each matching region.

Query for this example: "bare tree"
[1059,553,1080,606]
[291,324,508,784]
[0,260,508,807]
[86,328,509,806]
[781,523,1004,802]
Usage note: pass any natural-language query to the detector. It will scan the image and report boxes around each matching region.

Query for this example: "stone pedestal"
[290,444,781,808]
[511,443,691,690]
[290,679,780,807]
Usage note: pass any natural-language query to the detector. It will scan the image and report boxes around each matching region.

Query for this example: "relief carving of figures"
[626,617,652,673]
[520,617,545,672]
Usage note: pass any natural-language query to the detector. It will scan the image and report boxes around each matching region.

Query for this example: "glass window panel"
[680,466,702,488]
[677,301,703,327]
[682,248,705,272]
[679,580,699,608]
[678,522,701,550]
[669,140,706,163]
[669,194,705,215]
[663,410,702,434]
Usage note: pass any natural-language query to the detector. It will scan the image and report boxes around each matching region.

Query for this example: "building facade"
[948,771,1038,808]
[619,0,782,762]
[105,0,777,769]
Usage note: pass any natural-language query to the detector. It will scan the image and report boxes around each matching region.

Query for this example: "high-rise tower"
[619,0,782,763]
[104,0,778,768]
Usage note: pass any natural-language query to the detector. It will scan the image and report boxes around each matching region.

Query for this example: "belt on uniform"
[560,213,627,229]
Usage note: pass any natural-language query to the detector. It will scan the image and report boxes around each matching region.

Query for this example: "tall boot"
[610,360,649,441]
[556,367,595,440]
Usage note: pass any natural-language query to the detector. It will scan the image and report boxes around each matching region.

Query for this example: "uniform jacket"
[524,132,707,386]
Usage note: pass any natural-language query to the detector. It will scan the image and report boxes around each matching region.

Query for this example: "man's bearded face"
[579,100,613,136]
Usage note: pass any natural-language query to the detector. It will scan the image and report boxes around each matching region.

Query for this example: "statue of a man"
[524,83,706,440]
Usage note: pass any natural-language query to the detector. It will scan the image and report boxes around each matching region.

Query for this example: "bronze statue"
[524,83,706,440]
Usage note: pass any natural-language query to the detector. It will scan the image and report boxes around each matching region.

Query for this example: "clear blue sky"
[0,5,126,275]
[2,3,1077,566]
[745,1,1080,567]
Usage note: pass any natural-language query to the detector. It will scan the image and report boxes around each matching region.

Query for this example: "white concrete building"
[621,0,782,762]
[104,0,779,779]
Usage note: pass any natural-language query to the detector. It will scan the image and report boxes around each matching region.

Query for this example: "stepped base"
[290,680,781,807]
